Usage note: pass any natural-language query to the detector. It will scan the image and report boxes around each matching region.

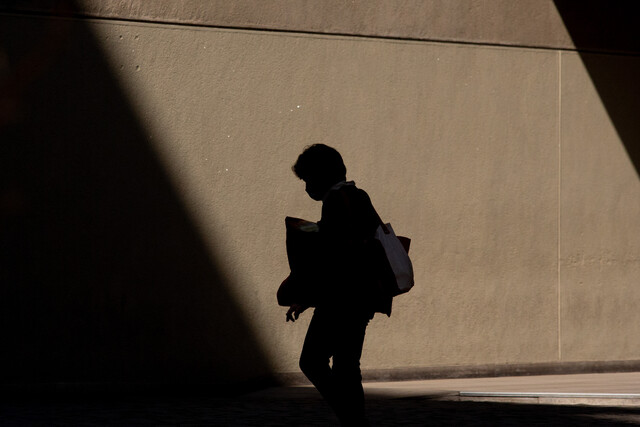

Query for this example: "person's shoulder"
[348,185,372,205]
[323,183,373,210]
[336,183,367,196]
[325,184,364,203]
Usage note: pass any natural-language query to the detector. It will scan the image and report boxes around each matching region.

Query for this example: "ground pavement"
[1,372,639,426]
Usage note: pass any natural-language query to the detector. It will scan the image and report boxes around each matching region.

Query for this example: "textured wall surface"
[87,20,563,373]
[4,0,640,54]
[1,1,639,387]
[1,0,571,48]
[560,52,640,361]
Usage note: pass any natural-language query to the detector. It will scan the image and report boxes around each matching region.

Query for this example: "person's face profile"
[304,179,327,201]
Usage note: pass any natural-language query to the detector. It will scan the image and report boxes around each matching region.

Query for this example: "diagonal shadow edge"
[553,0,640,180]
[0,4,276,392]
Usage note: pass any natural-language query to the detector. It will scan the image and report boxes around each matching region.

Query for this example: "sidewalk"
[361,371,640,406]
[243,371,640,425]
[249,371,640,402]
[1,372,639,426]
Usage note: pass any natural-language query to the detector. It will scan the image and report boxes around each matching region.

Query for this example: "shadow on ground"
[1,391,640,426]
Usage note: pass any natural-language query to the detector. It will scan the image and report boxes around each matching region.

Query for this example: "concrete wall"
[6,0,640,54]
[1,1,639,388]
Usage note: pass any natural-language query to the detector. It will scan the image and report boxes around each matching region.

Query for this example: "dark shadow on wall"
[0,4,273,390]
[554,0,640,178]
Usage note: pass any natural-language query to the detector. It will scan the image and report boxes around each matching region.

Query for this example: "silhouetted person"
[285,144,390,426]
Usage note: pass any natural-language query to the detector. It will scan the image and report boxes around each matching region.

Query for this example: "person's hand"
[286,304,308,322]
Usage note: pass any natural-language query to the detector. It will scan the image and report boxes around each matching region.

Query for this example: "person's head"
[292,144,347,201]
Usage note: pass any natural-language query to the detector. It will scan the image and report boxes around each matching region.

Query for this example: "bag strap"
[336,186,390,235]
[372,207,391,235]
[336,188,410,253]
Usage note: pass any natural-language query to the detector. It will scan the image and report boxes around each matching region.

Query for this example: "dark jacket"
[317,182,392,316]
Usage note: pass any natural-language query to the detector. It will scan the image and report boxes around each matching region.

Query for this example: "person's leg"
[331,314,370,426]
[299,309,338,411]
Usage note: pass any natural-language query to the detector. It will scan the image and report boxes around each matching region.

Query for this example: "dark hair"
[292,144,347,183]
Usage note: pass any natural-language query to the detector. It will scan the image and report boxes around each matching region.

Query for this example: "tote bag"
[277,217,322,307]
[374,221,414,296]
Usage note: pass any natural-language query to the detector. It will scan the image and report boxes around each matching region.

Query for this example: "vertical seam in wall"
[557,50,562,361]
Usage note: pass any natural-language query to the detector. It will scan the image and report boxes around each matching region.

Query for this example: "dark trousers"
[299,308,370,426]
